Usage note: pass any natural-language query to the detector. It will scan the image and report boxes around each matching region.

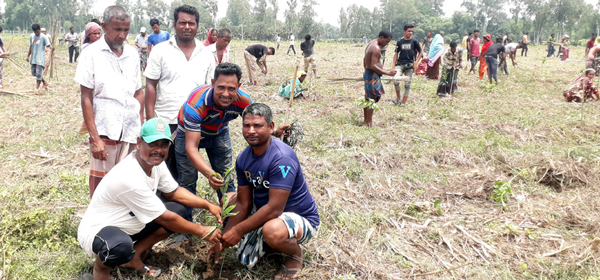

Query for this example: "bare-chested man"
[362,30,397,127]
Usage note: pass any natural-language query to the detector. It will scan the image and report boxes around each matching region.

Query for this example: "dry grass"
[1,35,600,279]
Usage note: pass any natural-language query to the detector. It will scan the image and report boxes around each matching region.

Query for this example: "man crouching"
[77,118,222,279]
[209,103,320,280]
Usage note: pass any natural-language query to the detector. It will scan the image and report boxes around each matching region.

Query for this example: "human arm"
[148,44,153,56]
[134,87,144,126]
[185,130,224,190]
[368,46,396,76]
[392,51,398,68]
[144,78,158,120]
[261,54,268,74]
[588,46,599,60]
[221,187,291,248]
[154,209,221,243]
[162,187,222,222]
[81,85,107,160]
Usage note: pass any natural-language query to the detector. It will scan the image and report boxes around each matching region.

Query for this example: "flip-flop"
[136,265,161,277]
[273,265,300,280]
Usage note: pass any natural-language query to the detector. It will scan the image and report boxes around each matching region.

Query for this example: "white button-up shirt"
[144,36,215,124]
[74,37,142,144]
[205,43,231,65]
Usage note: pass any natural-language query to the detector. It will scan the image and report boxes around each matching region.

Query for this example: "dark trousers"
[547,45,556,57]
[287,44,296,55]
[91,202,187,267]
[69,45,79,63]
[166,124,179,181]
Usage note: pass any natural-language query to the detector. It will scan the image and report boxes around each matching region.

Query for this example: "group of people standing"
[68,4,319,280]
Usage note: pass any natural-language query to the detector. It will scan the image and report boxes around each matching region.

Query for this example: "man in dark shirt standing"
[392,24,422,106]
[300,34,318,78]
[484,38,506,85]
[586,33,597,57]
[243,44,274,86]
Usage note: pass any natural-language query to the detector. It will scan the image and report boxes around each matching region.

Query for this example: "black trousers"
[69,45,79,63]
[287,44,296,55]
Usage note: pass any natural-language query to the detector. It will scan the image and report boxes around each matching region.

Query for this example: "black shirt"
[395,38,422,66]
[245,44,269,59]
[485,43,505,59]
[300,40,315,57]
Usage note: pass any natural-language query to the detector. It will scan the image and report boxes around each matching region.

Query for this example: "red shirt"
[588,39,595,49]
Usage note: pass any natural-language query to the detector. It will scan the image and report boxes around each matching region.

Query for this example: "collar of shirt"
[98,36,135,59]
[167,35,204,57]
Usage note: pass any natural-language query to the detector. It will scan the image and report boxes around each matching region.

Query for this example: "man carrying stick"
[362,30,396,127]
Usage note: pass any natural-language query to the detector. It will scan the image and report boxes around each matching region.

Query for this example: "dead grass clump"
[433,147,479,168]
[533,159,595,191]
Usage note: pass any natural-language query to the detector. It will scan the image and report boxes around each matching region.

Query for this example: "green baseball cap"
[140,118,172,143]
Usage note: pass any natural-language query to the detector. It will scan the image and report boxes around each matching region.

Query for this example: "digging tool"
[282,65,299,141]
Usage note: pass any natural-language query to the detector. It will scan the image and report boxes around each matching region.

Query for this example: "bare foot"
[358,122,372,128]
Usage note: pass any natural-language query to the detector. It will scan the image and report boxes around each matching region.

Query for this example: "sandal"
[273,265,300,280]
[136,265,161,277]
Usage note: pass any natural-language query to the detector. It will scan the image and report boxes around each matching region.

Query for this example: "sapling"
[203,166,239,239]
[354,97,379,112]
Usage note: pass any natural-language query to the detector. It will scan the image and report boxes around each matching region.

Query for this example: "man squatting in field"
[362,30,397,127]
[208,103,320,280]
[77,118,222,279]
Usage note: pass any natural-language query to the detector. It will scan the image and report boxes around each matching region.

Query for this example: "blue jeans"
[174,129,236,208]
[485,56,498,81]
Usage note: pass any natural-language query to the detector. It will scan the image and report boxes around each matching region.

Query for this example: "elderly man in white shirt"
[144,4,215,180]
[204,27,232,65]
[75,5,143,198]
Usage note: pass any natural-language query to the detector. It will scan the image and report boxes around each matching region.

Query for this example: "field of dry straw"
[1,34,600,279]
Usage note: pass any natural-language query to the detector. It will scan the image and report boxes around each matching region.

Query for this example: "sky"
[92,0,466,26]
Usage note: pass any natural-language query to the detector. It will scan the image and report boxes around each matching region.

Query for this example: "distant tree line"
[1,0,599,44]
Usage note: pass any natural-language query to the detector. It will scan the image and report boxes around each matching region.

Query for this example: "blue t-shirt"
[236,138,320,227]
[147,31,170,46]
[29,33,50,66]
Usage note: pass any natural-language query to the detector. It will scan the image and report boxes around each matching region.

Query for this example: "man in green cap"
[78,117,223,280]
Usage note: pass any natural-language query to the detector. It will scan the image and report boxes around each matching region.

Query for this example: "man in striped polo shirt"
[174,63,289,212]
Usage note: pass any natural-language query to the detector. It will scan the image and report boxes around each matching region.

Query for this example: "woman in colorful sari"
[203,28,218,46]
[437,41,462,97]
[563,69,599,102]
[557,35,570,61]
[426,34,444,80]
[479,34,492,80]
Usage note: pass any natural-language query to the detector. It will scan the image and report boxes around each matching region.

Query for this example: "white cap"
[140,27,146,33]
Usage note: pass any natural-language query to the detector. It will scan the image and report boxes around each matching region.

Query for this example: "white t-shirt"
[77,153,178,257]
[523,35,528,44]
[143,36,215,124]
[505,43,519,53]
[289,34,295,45]
[276,36,280,44]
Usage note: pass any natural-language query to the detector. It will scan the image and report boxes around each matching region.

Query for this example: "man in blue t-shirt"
[27,24,54,90]
[209,103,319,279]
[147,18,170,56]
[392,24,422,106]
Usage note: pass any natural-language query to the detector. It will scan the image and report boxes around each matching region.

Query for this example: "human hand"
[275,124,291,138]
[206,242,223,264]
[208,203,222,223]
[389,69,397,76]
[208,173,224,190]
[201,226,222,244]
[221,227,243,248]
[26,56,30,63]
[91,138,107,160]
[262,69,268,74]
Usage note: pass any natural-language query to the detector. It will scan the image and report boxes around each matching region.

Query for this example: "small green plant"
[433,199,443,215]
[354,97,379,111]
[204,166,239,238]
[490,170,526,211]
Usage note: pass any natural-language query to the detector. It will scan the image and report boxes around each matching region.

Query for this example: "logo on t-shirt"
[245,170,270,189]
[401,43,411,50]
[279,166,291,178]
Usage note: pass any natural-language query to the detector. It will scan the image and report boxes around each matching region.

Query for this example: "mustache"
[149,152,165,158]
